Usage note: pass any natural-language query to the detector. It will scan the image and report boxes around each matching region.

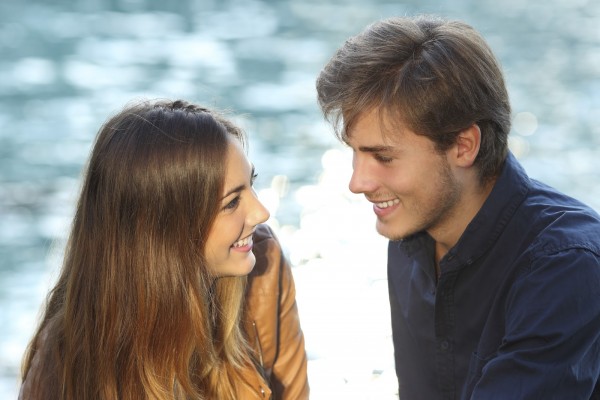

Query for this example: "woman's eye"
[223,196,240,211]
[251,173,258,186]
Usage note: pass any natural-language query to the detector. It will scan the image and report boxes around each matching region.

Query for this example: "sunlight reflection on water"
[1,0,599,398]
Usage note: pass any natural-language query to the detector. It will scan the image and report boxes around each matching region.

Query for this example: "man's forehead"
[346,111,408,149]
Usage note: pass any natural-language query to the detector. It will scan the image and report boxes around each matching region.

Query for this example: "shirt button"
[440,340,450,351]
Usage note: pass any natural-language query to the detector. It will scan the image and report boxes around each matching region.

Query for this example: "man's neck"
[432,177,496,267]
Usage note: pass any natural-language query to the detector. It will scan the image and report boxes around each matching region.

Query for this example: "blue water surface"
[1,0,598,398]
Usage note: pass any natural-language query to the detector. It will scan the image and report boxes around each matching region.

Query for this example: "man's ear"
[452,124,481,168]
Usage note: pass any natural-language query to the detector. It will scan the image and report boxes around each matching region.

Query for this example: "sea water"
[1,0,598,398]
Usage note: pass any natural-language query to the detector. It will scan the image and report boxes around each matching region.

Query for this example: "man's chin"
[376,222,418,242]
[376,223,403,241]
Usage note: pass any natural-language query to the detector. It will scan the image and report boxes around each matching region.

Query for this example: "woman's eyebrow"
[221,165,255,200]
[221,184,244,200]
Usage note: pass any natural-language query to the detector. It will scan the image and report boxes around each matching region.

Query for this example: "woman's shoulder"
[20,325,59,400]
[253,223,278,245]
[249,224,283,288]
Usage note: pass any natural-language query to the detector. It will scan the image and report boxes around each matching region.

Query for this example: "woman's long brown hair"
[21,99,254,399]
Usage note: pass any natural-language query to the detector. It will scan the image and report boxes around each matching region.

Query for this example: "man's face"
[346,109,462,241]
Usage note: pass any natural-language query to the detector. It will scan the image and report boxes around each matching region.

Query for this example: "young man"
[316,15,600,399]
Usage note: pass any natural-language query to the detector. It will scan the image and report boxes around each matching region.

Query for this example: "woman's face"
[204,138,270,277]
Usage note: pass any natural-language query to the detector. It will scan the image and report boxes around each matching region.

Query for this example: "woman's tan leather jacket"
[241,224,310,400]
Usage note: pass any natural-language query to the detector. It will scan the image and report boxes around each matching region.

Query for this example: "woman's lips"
[231,233,254,252]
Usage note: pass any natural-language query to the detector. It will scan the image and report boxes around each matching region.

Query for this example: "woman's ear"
[452,124,481,168]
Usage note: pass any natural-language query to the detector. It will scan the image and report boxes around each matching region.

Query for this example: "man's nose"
[348,157,377,194]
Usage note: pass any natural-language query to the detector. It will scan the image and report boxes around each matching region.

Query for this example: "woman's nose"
[248,190,270,226]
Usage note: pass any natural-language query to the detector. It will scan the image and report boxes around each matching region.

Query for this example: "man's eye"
[223,196,240,210]
[374,154,393,163]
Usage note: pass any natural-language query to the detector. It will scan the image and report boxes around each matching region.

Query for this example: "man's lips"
[373,199,400,209]
[371,198,400,217]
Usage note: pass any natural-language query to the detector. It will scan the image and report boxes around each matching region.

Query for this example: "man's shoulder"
[516,182,600,256]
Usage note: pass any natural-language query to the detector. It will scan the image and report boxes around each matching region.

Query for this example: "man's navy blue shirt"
[388,152,600,399]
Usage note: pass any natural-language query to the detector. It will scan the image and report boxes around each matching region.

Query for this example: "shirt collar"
[447,151,530,266]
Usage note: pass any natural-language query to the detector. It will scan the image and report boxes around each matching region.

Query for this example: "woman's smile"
[231,233,254,251]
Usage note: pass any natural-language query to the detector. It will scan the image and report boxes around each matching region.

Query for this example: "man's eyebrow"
[358,145,395,153]
[221,165,256,200]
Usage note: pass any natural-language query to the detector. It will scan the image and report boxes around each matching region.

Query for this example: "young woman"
[19,99,309,399]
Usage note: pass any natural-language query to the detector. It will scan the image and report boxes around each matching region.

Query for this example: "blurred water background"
[1,0,599,398]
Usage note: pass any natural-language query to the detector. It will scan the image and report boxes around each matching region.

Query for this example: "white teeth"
[376,199,400,208]
[233,236,252,248]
